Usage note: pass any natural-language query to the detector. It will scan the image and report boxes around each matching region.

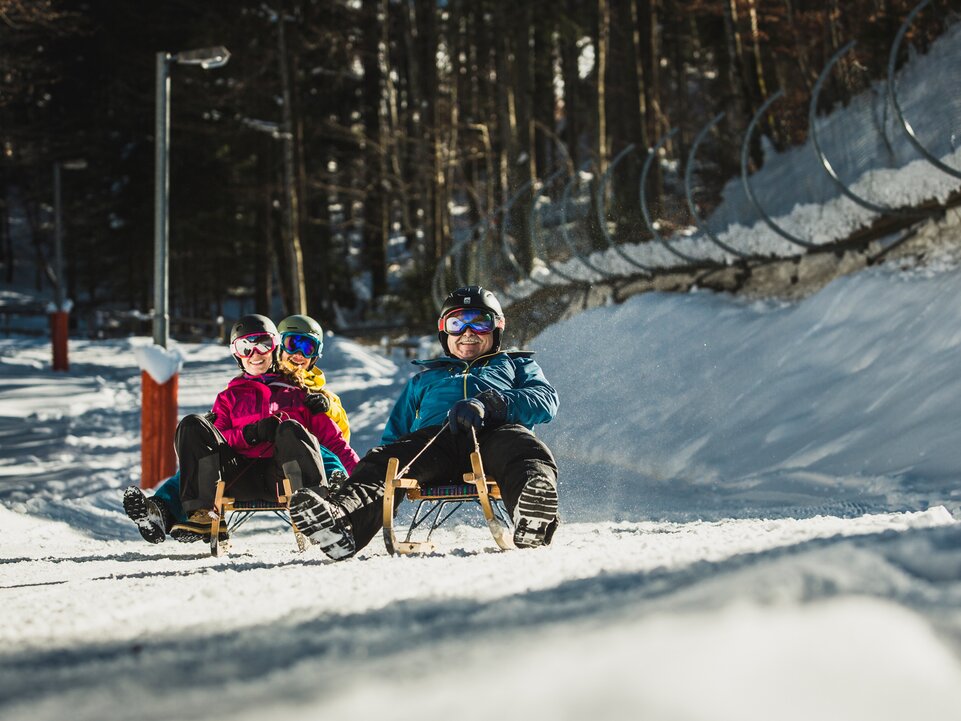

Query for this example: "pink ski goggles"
[231,332,277,358]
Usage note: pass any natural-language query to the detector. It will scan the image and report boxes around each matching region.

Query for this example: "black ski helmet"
[437,285,505,355]
[229,314,279,369]
[277,314,324,369]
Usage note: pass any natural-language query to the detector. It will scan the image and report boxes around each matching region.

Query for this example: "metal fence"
[433,0,961,312]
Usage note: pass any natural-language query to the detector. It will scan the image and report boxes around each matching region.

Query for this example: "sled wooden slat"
[210,480,227,557]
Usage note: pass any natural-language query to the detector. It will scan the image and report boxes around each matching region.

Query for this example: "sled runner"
[208,477,308,557]
[382,447,515,555]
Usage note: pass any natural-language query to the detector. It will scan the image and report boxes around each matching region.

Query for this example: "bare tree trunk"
[255,162,273,316]
[510,4,535,273]
[722,0,754,136]
[596,0,610,178]
[473,1,497,218]
[636,0,662,203]
[745,0,767,99]
[459,1,482,283]
[401,0,427,280]
[413,0,444,274]
[277,4,306,315]
[783,0,812,85]
[1,201,11,284]
[608,0,646,240]
[494,9,515,208]
[532,0,555,178]
[384,1,407,236]
[446,0,462,258]
[362,0,389,302]
[560,0,582,171]
[433,8,450,265]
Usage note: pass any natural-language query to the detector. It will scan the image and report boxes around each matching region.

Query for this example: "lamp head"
[174,46,230,70]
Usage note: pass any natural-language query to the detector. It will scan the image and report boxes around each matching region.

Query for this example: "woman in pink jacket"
[173,314,358,540]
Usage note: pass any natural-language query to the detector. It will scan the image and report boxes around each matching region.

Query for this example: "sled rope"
[392,422,450,481]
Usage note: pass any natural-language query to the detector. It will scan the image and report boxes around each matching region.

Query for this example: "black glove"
[448,390,510,435]
[243,415,280,445]
[304,391,331,415]
[203,411,217,424]
[448,398,486,435]
[475,389,508,427]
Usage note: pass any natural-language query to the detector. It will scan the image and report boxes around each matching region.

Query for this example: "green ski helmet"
[229,314,279,370]
[437,286,505,356]
[278,314,324,369]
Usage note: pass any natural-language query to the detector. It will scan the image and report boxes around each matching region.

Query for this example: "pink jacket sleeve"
[212,385,269,454]
[308,412,360,474]
[212,390,248,448]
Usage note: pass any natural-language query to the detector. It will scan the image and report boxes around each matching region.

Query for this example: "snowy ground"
[3,253,961,720]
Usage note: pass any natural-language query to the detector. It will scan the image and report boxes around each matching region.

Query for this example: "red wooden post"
[50,311,69,371]
[140,370,178,489]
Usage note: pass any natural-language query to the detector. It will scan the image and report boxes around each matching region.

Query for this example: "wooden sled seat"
[382,452,515,555]
[406,482,503,500]
[208,478,308,557]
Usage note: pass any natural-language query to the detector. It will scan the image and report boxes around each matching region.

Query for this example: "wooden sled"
[208,477,308,557]
[382,449,515,555]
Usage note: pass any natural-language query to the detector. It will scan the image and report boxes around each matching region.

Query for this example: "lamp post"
[143,46,229,489]
[50,157,87,371]
[153,45,230,348]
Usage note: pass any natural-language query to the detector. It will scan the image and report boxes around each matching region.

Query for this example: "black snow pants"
[176,414,328,513]
[333,423,558,553]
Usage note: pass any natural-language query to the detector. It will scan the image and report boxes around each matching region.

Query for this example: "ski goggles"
[438,308,499,335]
[280,332,321,359]
[231,332,277,358]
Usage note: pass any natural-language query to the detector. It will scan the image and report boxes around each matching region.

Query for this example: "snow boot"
[288,488,355,560]
[512,477,558,548]
[123,486,173,544]
[170,509,229,544]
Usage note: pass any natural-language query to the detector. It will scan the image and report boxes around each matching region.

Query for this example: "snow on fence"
[433,0,961,313]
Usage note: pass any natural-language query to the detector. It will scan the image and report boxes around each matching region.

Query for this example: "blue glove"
[448,398,486,435]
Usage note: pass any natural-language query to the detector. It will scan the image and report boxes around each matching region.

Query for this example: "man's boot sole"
[289,489,355,560]
[123,487,165,544]
[513,478,558,549]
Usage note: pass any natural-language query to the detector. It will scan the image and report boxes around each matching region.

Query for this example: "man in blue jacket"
[290,285,560,559]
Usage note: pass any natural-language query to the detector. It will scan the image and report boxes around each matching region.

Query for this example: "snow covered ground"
[3,251,961,720]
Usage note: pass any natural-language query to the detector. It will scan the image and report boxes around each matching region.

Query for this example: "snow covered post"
[135,345,184,489]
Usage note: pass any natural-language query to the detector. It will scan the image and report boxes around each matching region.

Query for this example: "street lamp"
[53,158,87,309]
[144,46,229,489]
[50,157,87,371]
[153,45,230,348]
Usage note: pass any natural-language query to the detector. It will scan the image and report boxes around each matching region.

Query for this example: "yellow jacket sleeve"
[303,368,351,443]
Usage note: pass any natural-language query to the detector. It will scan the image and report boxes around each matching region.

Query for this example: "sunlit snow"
[2,255,961,720]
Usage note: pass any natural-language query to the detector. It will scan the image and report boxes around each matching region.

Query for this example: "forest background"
[0,0,950,334]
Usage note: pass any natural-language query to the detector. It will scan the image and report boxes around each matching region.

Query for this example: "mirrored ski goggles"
[280,332,321,358]
[438,308,499,335]
[231,333,277,358]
